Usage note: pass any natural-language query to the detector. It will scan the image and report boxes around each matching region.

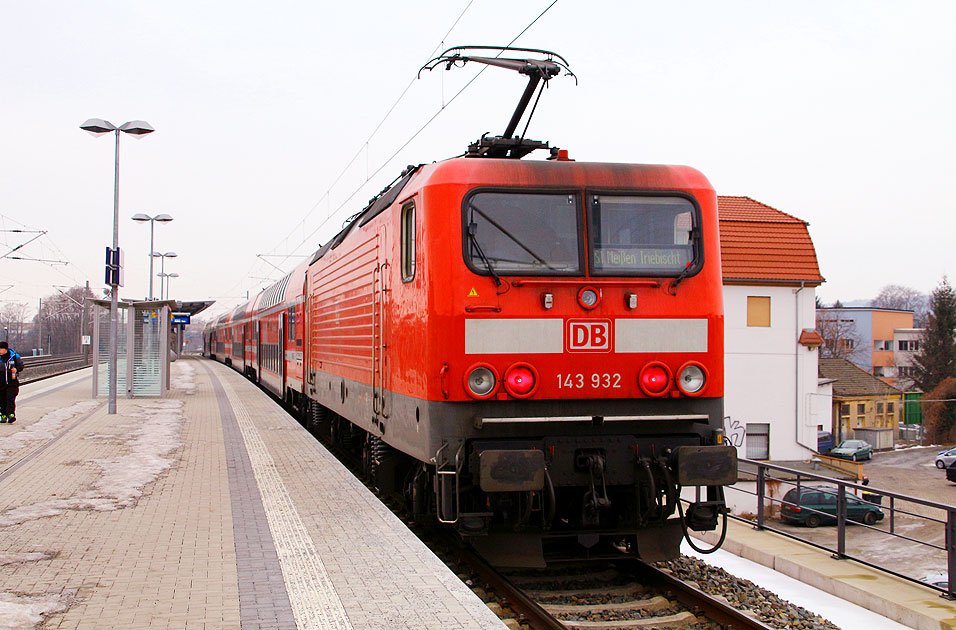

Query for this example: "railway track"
[20,353,89,383]
[451,545,776,630]
[287,402,791,630]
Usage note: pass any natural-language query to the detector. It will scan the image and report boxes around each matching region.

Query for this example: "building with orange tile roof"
[718,196,830,461]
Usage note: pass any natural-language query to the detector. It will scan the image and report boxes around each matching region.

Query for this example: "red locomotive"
[205,48,735,566]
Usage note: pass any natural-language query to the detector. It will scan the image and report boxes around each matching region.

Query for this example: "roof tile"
[718,196,825,284]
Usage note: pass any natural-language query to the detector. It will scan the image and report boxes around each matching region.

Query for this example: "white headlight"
[679,364,706,394]
[467,366,496,397]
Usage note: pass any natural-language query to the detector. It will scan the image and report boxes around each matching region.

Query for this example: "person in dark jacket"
[0,341,24,423]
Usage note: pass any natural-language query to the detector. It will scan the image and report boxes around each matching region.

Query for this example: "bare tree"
[816,312,863,360]
[0,302,30,348]
[32,286,95,355]
[871,284,928,325]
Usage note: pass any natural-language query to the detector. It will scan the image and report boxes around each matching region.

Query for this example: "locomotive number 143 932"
[556,373,622,389]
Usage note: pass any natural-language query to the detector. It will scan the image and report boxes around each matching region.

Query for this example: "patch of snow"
[0,552,54,566]
[170,360,196,394]
[0,399,184,527]
[0,401,100,463]
[0,590,75,629]
[682,539,911,629]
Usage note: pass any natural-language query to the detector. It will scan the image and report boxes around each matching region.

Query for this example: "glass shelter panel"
[132,309,163,397]
[96,307,129,397]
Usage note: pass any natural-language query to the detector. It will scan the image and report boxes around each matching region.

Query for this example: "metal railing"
[730,458,954,599]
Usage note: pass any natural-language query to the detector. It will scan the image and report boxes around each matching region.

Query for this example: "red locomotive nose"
[504,364,537,397]
[639,363,671,397]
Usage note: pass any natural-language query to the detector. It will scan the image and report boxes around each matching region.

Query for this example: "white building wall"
[723,284,824,461]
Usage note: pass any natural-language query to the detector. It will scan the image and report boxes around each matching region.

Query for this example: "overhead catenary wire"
[262,0,562,285]
[226,0,562,309]
[259,0,479,274]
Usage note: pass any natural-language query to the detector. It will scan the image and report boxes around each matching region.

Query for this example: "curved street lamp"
[131,213,173,300]
[80,118,154,415]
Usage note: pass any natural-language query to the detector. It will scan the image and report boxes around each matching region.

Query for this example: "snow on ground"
[0,552,54,566]
[0,401,100,463]
[682,539,911,630]
[0,399,185,527]
[170,360,196,393]
[0,591,75,630]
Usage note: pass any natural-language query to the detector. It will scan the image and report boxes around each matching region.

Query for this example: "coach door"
[255,320,262,382]
[372,226,390,419]
[241,324,248,372]
[278,312,286,399]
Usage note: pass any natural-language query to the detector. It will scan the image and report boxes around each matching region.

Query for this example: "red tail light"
[504,363,538,398]
[638,363,672,397]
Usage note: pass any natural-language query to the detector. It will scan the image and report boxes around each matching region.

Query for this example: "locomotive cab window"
[463,191,581,275]
[401,201,415,282]
[587,195,699,276]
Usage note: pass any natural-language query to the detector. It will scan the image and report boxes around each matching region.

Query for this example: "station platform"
[0,359,506,629]
[696,518,956,630]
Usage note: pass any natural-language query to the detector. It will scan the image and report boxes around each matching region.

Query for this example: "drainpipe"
[794,281,815,454]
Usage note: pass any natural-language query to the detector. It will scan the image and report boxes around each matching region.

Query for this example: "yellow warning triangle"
[467,287,479,297]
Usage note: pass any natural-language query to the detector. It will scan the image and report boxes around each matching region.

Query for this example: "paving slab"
[0,359,505,630]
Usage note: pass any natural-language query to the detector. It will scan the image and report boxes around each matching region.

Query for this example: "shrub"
[924,378,956,443]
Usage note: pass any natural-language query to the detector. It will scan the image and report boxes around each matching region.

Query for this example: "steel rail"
[453,544,565,630]
[625,559,774,630]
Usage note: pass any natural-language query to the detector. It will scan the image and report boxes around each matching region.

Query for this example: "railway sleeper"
[558,611,699,630]
[542,594,671,615]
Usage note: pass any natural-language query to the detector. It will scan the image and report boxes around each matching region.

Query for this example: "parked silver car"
[935,447,956,469]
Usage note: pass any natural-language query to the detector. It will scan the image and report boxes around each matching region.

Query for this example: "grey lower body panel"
[307,370,722,464]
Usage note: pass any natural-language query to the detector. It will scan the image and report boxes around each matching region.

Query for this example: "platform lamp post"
[161,272,180,300]
[131,214,173,300]
[80,118,155,415]
[154,252,177,299]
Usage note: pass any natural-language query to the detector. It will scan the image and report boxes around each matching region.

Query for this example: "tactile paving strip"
[203,361,353,630]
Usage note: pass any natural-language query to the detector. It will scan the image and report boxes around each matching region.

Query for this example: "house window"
[843,339,856,350]
[747,296,771,327]
[857,403,866,415]
[876,402,884,414]
[839,403,850,417]
[887,402,895,414]
[401,201,416,282]
[745,423,770,459]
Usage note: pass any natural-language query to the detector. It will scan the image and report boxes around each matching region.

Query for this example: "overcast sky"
[1,1,953,318]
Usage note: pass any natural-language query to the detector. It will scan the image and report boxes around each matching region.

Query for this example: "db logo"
[566,319,612,352]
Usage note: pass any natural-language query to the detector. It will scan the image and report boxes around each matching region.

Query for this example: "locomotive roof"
[307,157,714,266]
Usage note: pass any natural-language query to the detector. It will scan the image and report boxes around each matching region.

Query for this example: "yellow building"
[819,358,902,442]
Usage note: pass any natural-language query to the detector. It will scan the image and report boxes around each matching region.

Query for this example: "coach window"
[747,296,771,327]
[401,201,416,282]
[287,307,295,342]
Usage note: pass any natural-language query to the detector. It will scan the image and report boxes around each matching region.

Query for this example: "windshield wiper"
[468,222,502,287]
[470,203,558,270]
[669,228,700,294]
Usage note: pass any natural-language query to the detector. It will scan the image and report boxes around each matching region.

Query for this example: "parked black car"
[781,486,885,527]
[946,461,956,483]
